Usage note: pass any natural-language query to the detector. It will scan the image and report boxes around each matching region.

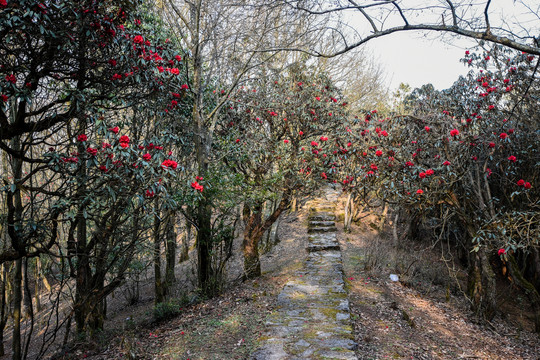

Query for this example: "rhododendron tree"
[339,45,539,325]
[0,0,189,349]
[222,62,348,279]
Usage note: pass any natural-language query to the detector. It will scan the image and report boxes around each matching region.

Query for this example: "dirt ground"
[4,193,540,359]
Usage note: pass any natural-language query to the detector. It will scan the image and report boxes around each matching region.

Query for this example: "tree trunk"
[467,248,496,320]
[0,264,8,356]
[243,203,263,280]
[196,199,215,296]
[179,221,190,263]
[154,200,164,304]
[12,259,22,360]
[164,210,177,298]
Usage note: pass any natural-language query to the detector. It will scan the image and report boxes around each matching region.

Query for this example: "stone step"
[308,212,336,222]
[308,220,336,227]
[308,226,338,233]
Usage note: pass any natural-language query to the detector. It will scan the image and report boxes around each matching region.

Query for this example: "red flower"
[196,176,203,181]
[508,128,514,134]
[175,55,182,62]
[108,59,117,66]
[524,182,532,189]
[375,150,383,157]
[416,189,424,194]
[235,139,240,143]
[380,130,388,137]
[311,141,318,147]
[1,94,8,102]
[320,136,328,141]
[181,84,189,89]
[161,159,178,170]
[86,147,97,156]
[171,100,178,106]
[170,68,180,75]
[143,153,151,161]
[99,165,108,172]
[508,155,517,162]
[499,132,508,139]
[405,161,414,167]
[77,134,87,142]
[0,0,6,7]
[425,169,434,176]
[419,172,426,179]
[443,160,451,166]
[498,248,506,256]
[5,74,16,83]
[191,181,203,192]
[517,179,525,186]
[321,172,327,179]
[120,143,129,148]
[145,189,155,198]
[488,142,495,148]
[133,35,144,44]
[450,129,459,137]
[119,135,130,144]
[424,126,430,132]
[315,96,320,101]
[109,126,119,134]
[488,105,495,110]
[112,73,122,80]
[283,139,289,144]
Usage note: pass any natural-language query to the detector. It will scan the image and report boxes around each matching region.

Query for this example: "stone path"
[252,189,357,360]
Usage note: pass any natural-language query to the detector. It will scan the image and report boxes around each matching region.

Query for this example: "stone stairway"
[252,190,357,360]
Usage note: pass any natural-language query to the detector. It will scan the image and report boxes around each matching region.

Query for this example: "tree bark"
[164,210,177,298]
[154,200,164,304]
[467,248,496,320]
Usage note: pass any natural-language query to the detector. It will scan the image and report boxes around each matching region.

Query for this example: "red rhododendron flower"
[517,179,525,186]
[424,126,430,132]
[283,139,289,144]
[109,126,119,134]
[419,172,426,179]
[77,134,87,142]
[0,0,7,7]
[508,128,514,134]
[175,55,182,62]
[119,135,130,144]
[321,172,327,179]
[5,74,16,83]
[143,153,151,161]
[99,165,108,172]
[171,100,178,106]
[416,189,424,194]
[145,189,155,198]
[375,150,383,157]
[380,130,388,137]
[425,169,434,176]
[320,136,328,141]
[133,35,144,43]
[191,181,203,192]
[299,131,304,136]
[108,59,117,66]
[499,132,508,139]
[488,105,495,110]
[498,248,506,256]
[488,142,495,148]
[196,176,203,181]
[443,161,451,166]
[120,143,129,148]
[508,155,517,162]
[311,141,318,147]
[405,161,414,167]
[450,129,459,137]
[161,159,178,169]
[170,68,180,75]
[315,96,320,101]
[181,84,189,89]
[112,73,122,80]
[524,182,532,189]
[86,147,97,156]
[1,94,8,102]
[235,139,240,143]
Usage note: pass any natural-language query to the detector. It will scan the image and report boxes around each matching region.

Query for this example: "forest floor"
[11,193,540,360]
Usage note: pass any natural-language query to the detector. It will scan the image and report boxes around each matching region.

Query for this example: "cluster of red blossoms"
[161,159,178,169]
[516,179,532,189]
[191,179,203,192]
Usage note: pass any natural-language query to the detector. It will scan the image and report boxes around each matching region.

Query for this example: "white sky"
[366,33,477,91]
